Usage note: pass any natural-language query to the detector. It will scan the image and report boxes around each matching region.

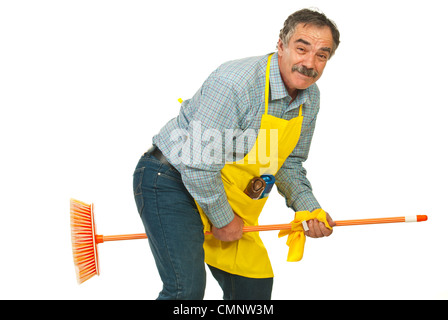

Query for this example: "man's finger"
[320,221,333,237]
[308,219,322,238]
[326,212,337,227]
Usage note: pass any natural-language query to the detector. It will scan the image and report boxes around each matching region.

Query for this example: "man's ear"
[277,39,285,56]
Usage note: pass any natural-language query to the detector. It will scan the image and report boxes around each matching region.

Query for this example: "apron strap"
[264,53,274,115]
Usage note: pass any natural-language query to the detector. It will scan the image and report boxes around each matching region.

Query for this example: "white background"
[1,0,447,300]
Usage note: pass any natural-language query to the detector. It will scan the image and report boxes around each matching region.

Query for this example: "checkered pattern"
[153,52,321,228]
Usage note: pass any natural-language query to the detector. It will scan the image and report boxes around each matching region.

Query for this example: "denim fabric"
[208,265,273,300]
[133,152,274,300]
[133,152,206,300]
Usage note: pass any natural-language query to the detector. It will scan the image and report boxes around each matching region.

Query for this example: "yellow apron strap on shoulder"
[298,104,303,117]
[264,53,274,115]
[178,98,183,103]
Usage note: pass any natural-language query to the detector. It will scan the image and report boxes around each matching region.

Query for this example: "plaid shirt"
[153,52,321,228]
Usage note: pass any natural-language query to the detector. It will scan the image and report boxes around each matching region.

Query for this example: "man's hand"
[304,211,336,238]
[212,214,244,242]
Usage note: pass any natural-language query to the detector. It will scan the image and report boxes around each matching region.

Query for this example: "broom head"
[70,198,100,284]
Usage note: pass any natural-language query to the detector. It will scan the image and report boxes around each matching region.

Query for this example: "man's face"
[278,23,334,93]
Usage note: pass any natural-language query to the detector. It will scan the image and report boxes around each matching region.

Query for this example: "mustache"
[292,64,319,78]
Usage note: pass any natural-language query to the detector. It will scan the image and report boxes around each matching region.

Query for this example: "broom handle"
[96,233,148,243]
[95,215,427,243]
[235,215,428,231]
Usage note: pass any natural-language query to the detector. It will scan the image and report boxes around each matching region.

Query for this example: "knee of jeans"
[182,286,205,300]
[159,281,205,300]
[180,276,206,300]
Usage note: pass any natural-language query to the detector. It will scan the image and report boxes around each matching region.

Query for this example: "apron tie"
[278,209,332,262]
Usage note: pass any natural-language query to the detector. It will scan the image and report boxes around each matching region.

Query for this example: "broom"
[70,198,428,284]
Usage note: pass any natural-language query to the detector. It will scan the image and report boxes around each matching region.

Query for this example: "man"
[133,8,340,300]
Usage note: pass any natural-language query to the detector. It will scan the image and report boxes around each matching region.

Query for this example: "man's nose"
[301,52,316,70]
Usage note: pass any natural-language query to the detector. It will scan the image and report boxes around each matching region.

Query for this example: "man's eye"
[297,47,306,53]
[318,54,328,61]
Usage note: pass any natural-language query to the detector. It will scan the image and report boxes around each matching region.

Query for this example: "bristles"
[70,198,99,284]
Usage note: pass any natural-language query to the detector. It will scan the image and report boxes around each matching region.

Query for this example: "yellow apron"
[196,53,304,278]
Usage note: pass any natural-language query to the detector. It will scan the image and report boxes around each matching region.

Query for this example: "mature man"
[133,8,340,300]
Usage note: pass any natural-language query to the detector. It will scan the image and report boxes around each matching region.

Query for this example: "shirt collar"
[269,52,309,111]
[269,52,289,101]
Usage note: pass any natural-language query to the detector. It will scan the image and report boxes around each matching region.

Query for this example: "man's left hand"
[304,211,336,238]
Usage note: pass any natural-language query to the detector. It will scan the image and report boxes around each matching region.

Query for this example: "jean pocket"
[133,167,145,216]
[133,167,145,195]
[157,165,183,183]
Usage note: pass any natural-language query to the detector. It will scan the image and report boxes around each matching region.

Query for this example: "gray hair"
[278,8,340,58]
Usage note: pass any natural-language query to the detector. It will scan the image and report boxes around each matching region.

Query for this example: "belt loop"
[146,145,177,171]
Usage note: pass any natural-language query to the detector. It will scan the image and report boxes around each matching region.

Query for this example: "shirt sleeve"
[178,76,246,228]
[275,106,321,213]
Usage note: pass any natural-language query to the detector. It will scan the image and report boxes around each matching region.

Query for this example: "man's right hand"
[212,214,244,242]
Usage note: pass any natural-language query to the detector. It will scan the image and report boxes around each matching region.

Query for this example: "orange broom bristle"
[70,198,100,284]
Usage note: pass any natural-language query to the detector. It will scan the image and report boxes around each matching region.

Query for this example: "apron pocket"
[223,180,268,226]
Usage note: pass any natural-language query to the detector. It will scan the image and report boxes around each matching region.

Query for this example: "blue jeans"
[133,152,273,300]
